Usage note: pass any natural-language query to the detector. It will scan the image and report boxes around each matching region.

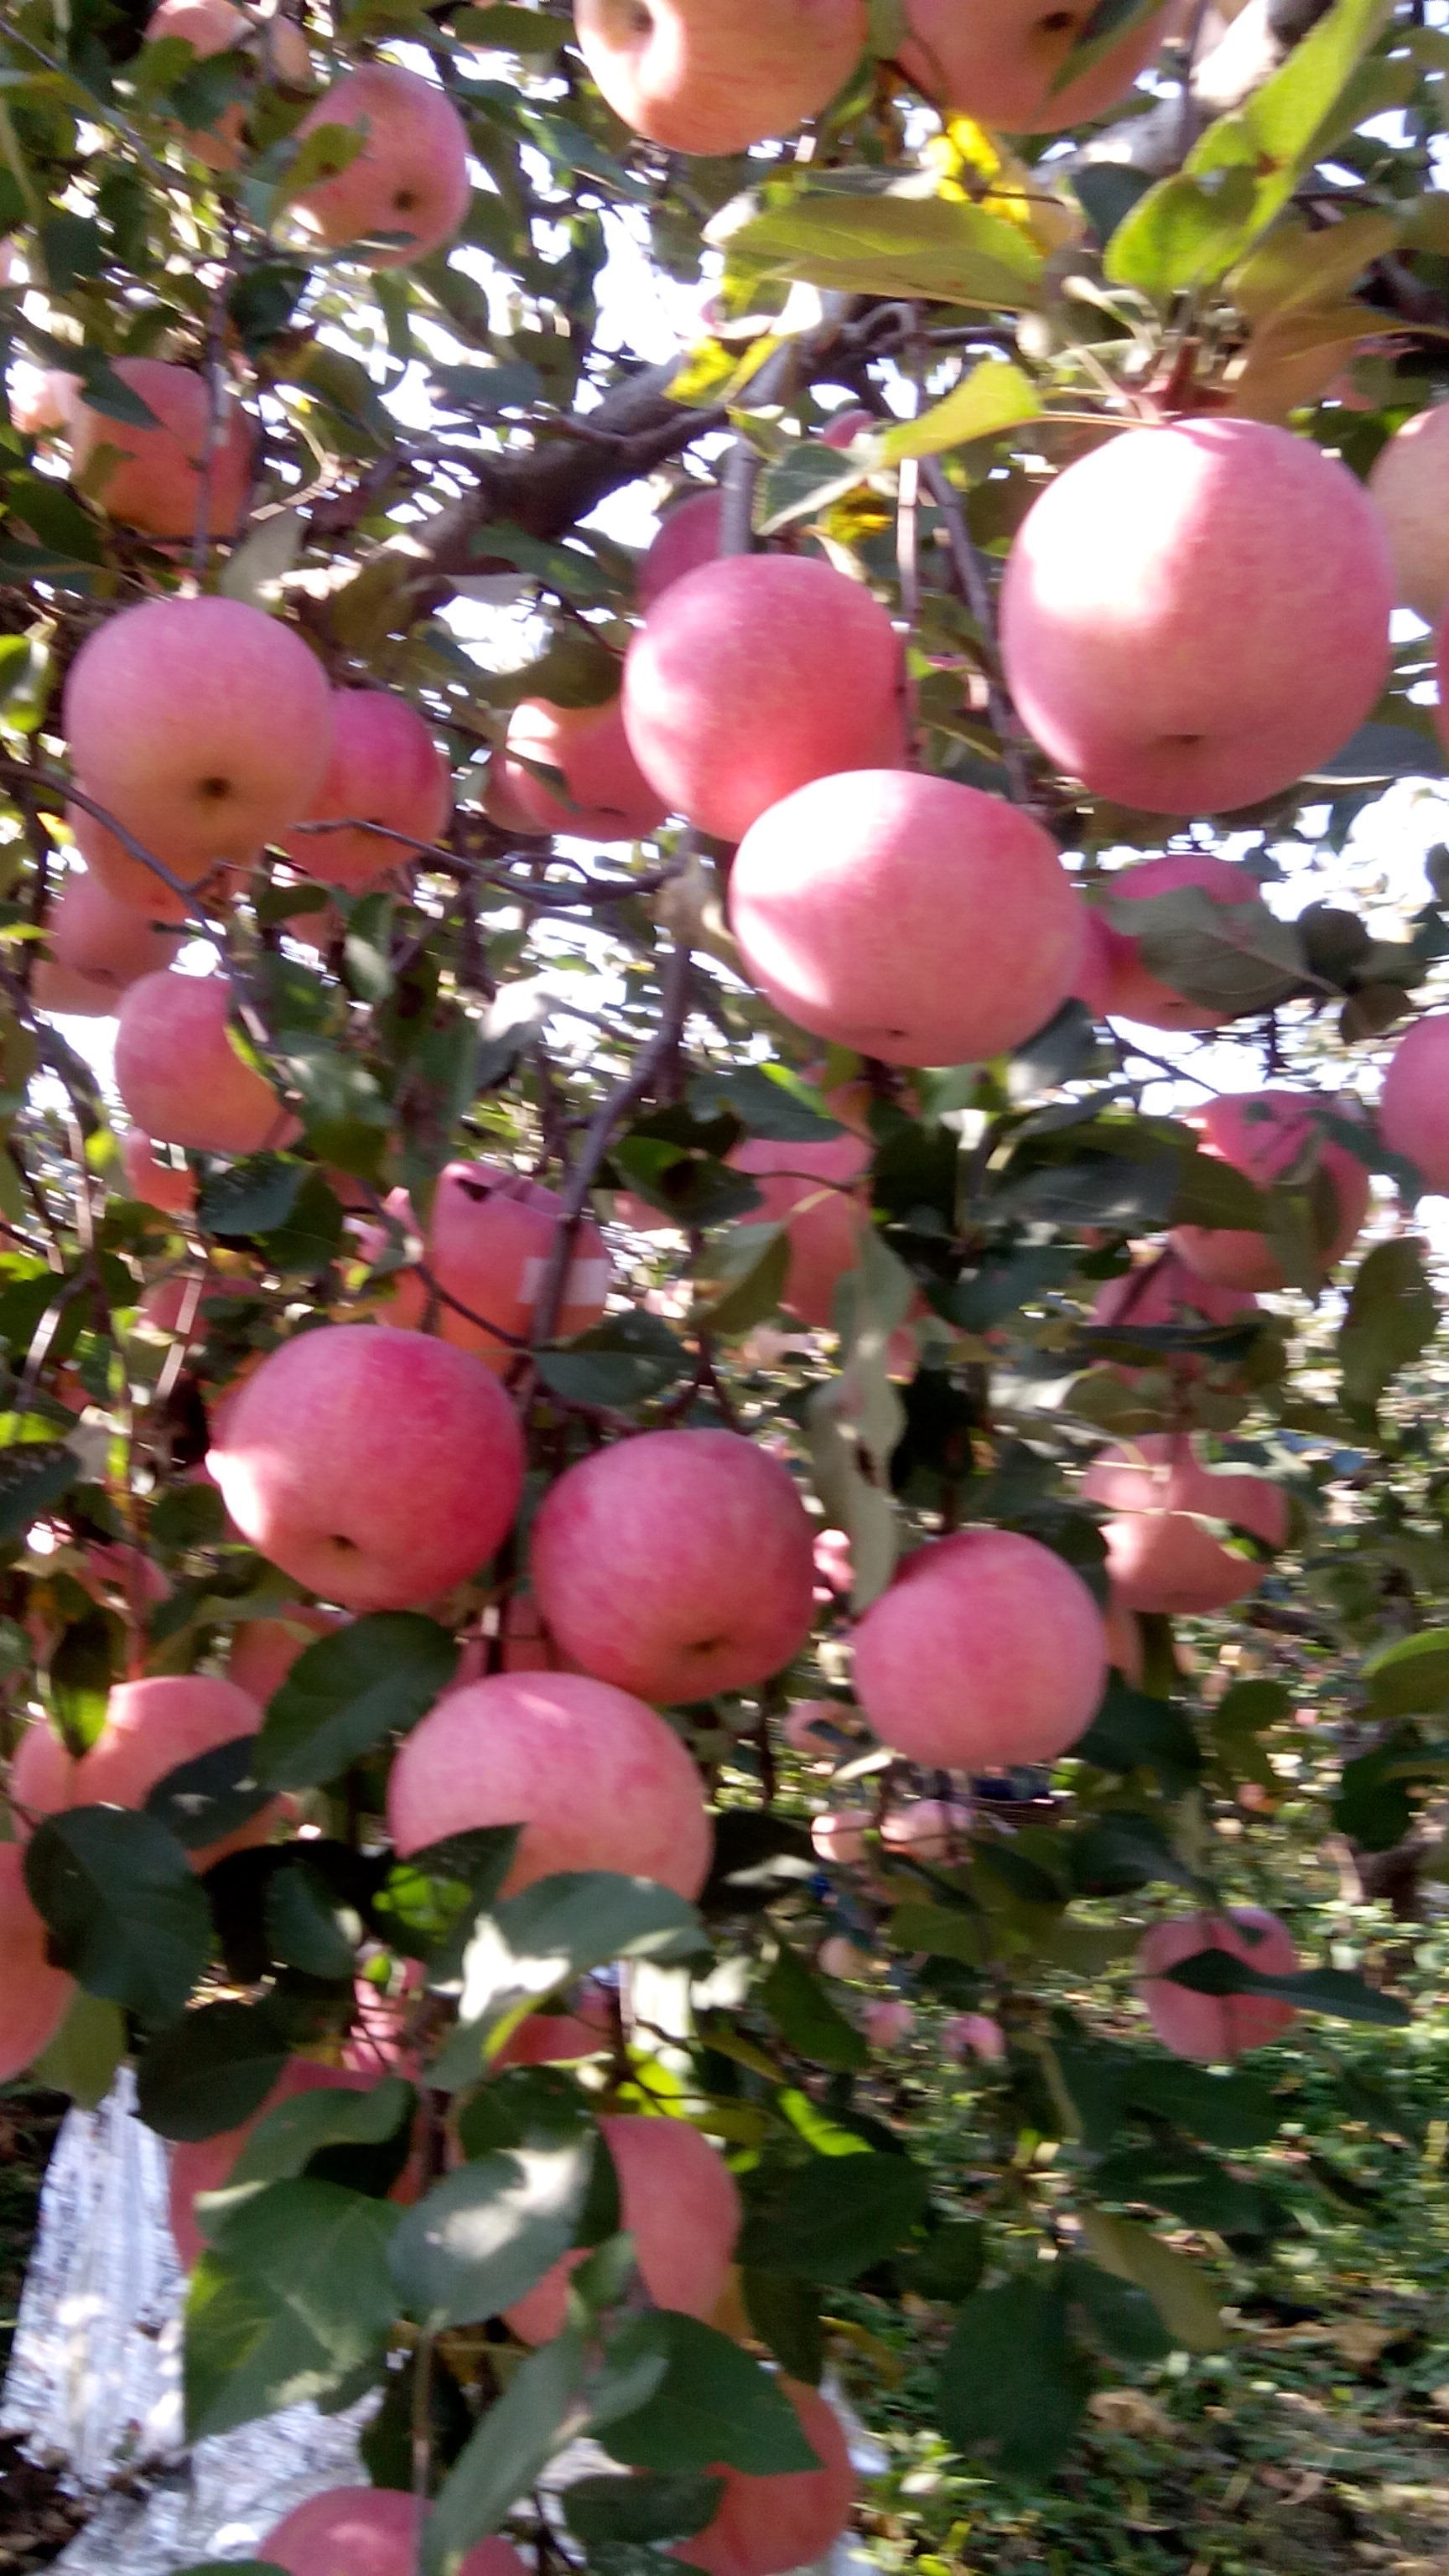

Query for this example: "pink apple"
[880,1800,973,1862]
[1092,852,1259,1031]
[810,1808,871,1863]
[505,2111,740,2341]
[901,0,1170,131]
[281,689,452,892]
[34,867,183,1016]
[1136,1908,1300,2061]
[729,769,1082,1067]
[942,2012,1006,2065]
[227,1605,347,1706]
[637,489,724,609]
[11,369,78,438]
[261,2490,525,2576]
[64,595,334,867]
[377,1161,611,1371]
[674,2376,854,2576]
[387,1670,714,1897]
[574,0,867,155]
[1093,1251,1258,1339]
[121,1130,196,1216]
[1000,418,1393,813]
[496,693,667,842]
[1368,402,1449,628]
[1082,1433,1287,1614]
[862,1999,914,2049]
[67,356,252,541]
[0,1843,76,2085]
[10,1674,274,1869]
[67,801,216,922]
[1379,1012,1449,1190]
[728,1123,870,1331]
[623,554,905,844]
[293,65,471,267]
[146,0,250,168]
[1103,1592,1145,1684]
[1171,1090,1371,1290]
[529,1427,816,1703]
[785,1698,842,1753]
[494,2007,607,2068]
[1072,901,1116,1018]
[114,969,301,1156]
[851,1530,1107,1769]
[210,1325,525,1613]
[820,406,874,449]
[818,1935,870,1979]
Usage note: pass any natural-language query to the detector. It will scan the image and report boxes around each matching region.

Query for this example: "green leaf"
[756,443,871,538]
[197,1155,307,1239]
[937,2278,1090,2479]
[24,1809,211,2026]
[135,2001,288,2142]
[373,1826,522,1971]
[688,1063,844,1144]
[536,1310,688,1409]
[226,2076,415,2195]
[29,1990,127,2111]
[1363,1628,1449,1718]
[1122,2058,1281,2150]
[1339,1237,1436,1423]
[0,1440,80,1539]
[1078,2209,1225,2352]
[902,2219,985,2303]
[435,1875,708,2085]
[1062,2255,1173,2362]
[1164,1951,1410,2027]
[388,2139,593,2329]
[49,1610,117,1753]
[740,2269,824,2382]
[185,2179,398,2438]
[562,2473,724,2546]
[738,2152,928,2283]
[1100,887,1305,1020]
[597,2314,819,2474]
[724,193,1043,312]
[145,1736,273,1852]
[1051,0,1171,91]
[1093,2142,1278,2236]
[1072,1677,1202,1794]
[264,1856,362,1980]
[761,1940,868,2071]
[880,359,1041,460]
[255,1613,460,1791]
[691,1223,789,1337]
[1070,1812,1199,1897]
[424,2333,586,2573]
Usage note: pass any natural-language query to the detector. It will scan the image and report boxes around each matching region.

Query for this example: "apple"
[862,1999,914,2049]
[10,1673,275,1870]
[121,1130,196,1217]
[11,368,79,438]
[818,1935,871,1979]
[280,688,452,894]
[901,0,1170,132]
[573,0,867,155]
[34,868,184,1017]
[67,801,212,924]
[67,356,252,541]
[293,65,472,267]
[376,1161,611,1370]
[1136,1908,1300,2061]
[1089,852,1259,1031]
[529,1426,816,1702]
[1000,418,1393,813]
[1368,402,1449,628]
[114,969,301,1156]
[673,2376,854,2576]
[623,554,905,844]
[168,2055,385,2271]
[145,0,250,168]
[1093,1250,1258,1338]
[730,769,1082,1067]
[505,2111,741,2341]
[496,693,667,842]
[1103,1592,1145,1685]
[387,1670,714,1897]
[637,489,724,609]
[729,1093,870,1330]
[1171,1090,1371,1291]
[942,2012,1007,2064]
[1379,1012,1449,1191]
[820,406,875,449]
[810,1808,872,1863]
[227,1605,347,1706]
[63,595,334,868]
[494,2007,607,2067]
[0,1843,76,2085]
[1082,1433,1287,1614]
[851,1529,1107,1768]
[880,1800,973,1862]
[209,1325,525,1612]
[260,2488,525,2576]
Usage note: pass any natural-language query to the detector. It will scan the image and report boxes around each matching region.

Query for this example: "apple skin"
[810,1807,872,1863]
[1368,402,1449,628]
[145,0,250,167]
[851,1529,1107,1771]
[63,595,334,870]
[623,554,905,845]
[377,1161,611,1371]
[529,1427,816,1704]
[1136,1908,1300,2061]
[880,1800,973,1862]
[901,0,1170,132]
[673,2377,854,2576]
[729,769,1081,1069]
[10,1674,276,1870]
[574,0,867,155]
[260,2491,525,2576]
[1091,852,1255,1031]
[1093,1252,1258,1338]
[727,1123,870,1329]
[942,2012,1006,2064]
[121,1130,196,1216]
[505,2111,742,2343]
[1379,1012,1449,1191]
[209,1325,526,1613]
[0,1843,76,2085]
[638,490,724,609]
[114,969,301,1156]
[863,1999,915,2049]
[67,356,252,541]
[497,693,667,843]
[34,868,184,1017]
[293,64,472,267]
[1082,1433,1287,1615]
[67,802,208,923]
[1000,418,1393,813]
[280,689,452,892]
[387,1670,714,1897]
[228,1604,347,1706]
[1170,1090,1371,1291]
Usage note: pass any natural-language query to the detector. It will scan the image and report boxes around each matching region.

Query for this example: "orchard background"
[4,0,1449,2568]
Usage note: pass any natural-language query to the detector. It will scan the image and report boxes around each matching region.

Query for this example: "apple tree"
[1,0,1448,2563]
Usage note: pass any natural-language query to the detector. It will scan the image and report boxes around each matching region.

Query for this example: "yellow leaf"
[1080,2209,1226,2354]
[881,357,1041,460]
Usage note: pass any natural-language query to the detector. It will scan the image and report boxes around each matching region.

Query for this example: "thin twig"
[919,456,1037,808]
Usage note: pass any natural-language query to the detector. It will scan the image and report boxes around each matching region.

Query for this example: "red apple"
[145,0,250,168]
[293,65,472,267]
[261,2491,523,2576]
[880,1800,972,1862]
[34,868,183,1017]
[901,0,1170,132]
[851,1530,1107,1768]
[729,1109,870,1330]
[120,1130,196,1216]
[637,490,724,609]
[67,356,252,541]
[0,1843,76,2085]
[1378,1012,1449,1191]
[496,693,667,843]
[574,0,867,155]
[227,1605,347,1706]
[1082,1433,1286,1614]
[1368,402,1449,629]
[810,1807,872,1863]
[377,1161,611,1370]
[114,969,301,1156]
[1136,1907,1299,2061]
[673,2376,854,2576]
[1171,1090,1371,1291]
[387,1670,714,1898]
[505,2111,740,2341]
[10,1673,275,1869]
[281,688,452,892]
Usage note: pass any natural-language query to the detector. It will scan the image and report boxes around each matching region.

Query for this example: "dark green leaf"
[264,1856,363,1980]
[184,2181,399,2438]
[740,2269,824,2382]
[1340,1237,1436,1421]
[536,1309,688,1408]
[0,1441,80,1539]
[1122,2059,1281,2149]
[739,2153,928,2283]
[25,1808,211,2025]
[761,1940,868,2071]
[1164,1950,1410,2025]
[1072,1678,1202,1793]
[424,2333,585,2572]
[29,1990,127,2112]
[48,1610,117,1753]
[937,2279,1090,2480]
[373,1826,522,1968]
[562,2473,724,2546]
[389,2139,593,2329]
[1062,2255,1173,2361]
[1363,1628,1449,1718]
[255,1613,460,1791]
[226,2075,415,2192]
[598,2314,819,2475]
[135,2001,288,2143]
[1070,1812,1199,1897]
[903,2220,985,2303]
[145,1736,272,1852]
[435,1875,708,2085]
